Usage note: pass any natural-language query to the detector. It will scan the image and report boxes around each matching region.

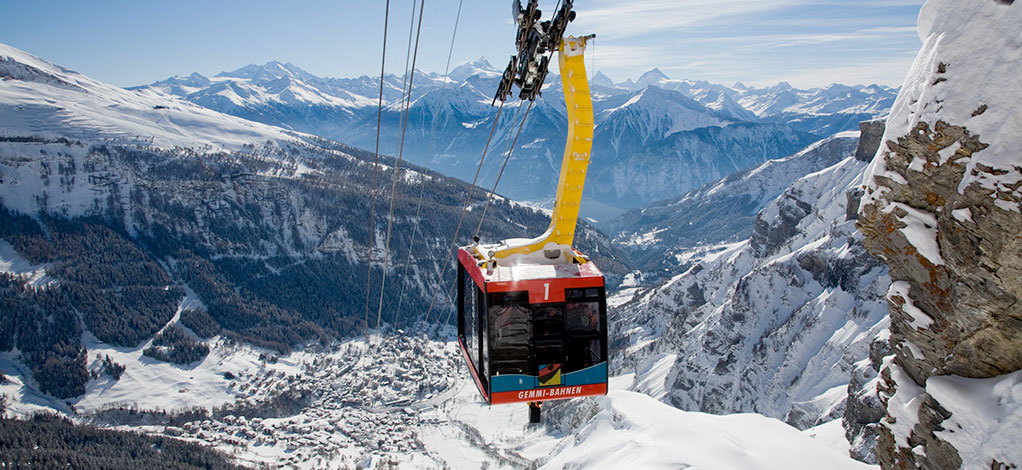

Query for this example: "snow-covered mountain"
[609,130,860,279]
[589,121,819,211]
[618,73,896,136]
[609,128,891,462]
[0,49,300,152]
[135,59,895,219]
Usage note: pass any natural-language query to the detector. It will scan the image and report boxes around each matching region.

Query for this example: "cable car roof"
[459,243,603,302]
[473,255,603,284]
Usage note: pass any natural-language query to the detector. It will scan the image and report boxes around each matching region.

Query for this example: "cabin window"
[470,282,607,396]
[488,291,531,376]
[532,304,565,381]
[459,265,484,379]
[564,288,605,371]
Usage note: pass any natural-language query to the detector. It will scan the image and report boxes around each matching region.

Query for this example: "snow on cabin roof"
[458,244,603,286]
[480,259,603,284]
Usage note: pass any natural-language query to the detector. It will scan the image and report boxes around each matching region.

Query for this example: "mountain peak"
[591,71,616,88]
[448,57,499,82]
[771,81,794,91]
[469,56,492,69]
[217,61,316,82]
[636,68,669,87]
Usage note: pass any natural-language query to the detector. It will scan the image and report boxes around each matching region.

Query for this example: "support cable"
[396,0,420,154]
[426,0,569,327]
[440,100,533,326]
[473,101,533,238]
[422,99,506,325]
[384,0,423,330]
[395,0,464,327]
[364,0,391,337]
[376,0,427,334]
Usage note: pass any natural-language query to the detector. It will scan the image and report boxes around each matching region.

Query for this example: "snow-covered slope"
[539,390,873,470]
[1,330,876,469]
[612,151,891,443]
[0,45,304,152]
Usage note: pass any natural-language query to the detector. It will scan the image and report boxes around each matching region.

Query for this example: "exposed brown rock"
[859,117,1022,468]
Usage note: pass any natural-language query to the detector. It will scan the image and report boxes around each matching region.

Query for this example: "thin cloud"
[749,54,920,88]
[568,0,923,87]
[576,0,808,39]
[582,43,666,70]
[705,26,919,48]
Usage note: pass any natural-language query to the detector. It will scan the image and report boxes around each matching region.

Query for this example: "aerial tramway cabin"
[456,243,608,410]
[455,0,606,423]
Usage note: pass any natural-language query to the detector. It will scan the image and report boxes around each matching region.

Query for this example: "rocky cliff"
[857,1,1022,468]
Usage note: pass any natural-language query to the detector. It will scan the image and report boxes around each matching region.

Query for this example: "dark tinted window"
[489,301,530,375]
[532,305,564,378]
[461,268,480,372]
[483,288,607,380]
[566,301,600,333]
[532,304,564,339]
[564,288,605,371]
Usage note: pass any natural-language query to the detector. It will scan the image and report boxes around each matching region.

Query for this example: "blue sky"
[1,0,925,88]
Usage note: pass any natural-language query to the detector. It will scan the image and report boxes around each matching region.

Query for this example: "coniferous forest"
[0,413,243,470]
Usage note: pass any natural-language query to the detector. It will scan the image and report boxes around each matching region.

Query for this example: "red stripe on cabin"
[487,277,604,303]
[490,383,607,405]
[458,249,489,294]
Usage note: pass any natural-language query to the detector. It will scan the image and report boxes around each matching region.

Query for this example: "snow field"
[537,390,874,470]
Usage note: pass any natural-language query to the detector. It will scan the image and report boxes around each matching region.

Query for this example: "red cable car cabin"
[456,246,608,406]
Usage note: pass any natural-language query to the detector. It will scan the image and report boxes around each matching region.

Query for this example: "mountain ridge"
[133,58,896,219]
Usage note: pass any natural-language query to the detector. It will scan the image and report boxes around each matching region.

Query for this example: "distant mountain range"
[134,59,897,221]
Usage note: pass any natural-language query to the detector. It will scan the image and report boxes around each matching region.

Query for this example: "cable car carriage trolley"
[456,0,605,423]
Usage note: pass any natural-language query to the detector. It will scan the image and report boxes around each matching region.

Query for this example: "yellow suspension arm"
[493,36,594,261]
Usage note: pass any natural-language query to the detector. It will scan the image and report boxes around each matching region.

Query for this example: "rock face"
[854,119,886,163]
[857,1,1022,468]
